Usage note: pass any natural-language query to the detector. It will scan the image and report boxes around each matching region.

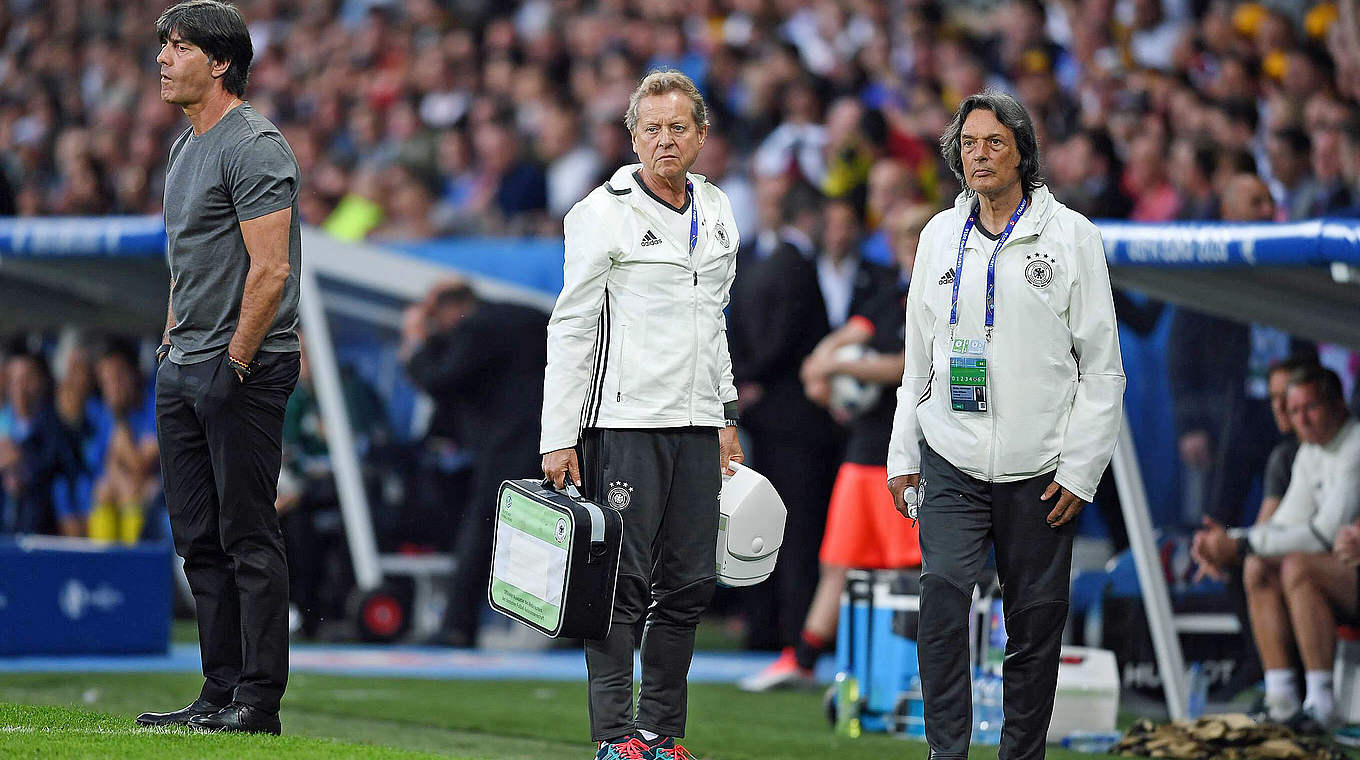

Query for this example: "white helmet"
[716,461,787,587]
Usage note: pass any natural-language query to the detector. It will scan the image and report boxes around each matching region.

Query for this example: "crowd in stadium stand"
[1,0,1359,234]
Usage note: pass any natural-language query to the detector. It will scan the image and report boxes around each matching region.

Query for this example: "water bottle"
[834,671,862,738]
[972,668,1003,745]
[1061,731,1123,753]
[1186,662,1208,719]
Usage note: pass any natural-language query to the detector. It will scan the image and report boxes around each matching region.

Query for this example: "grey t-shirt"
[163,103,301,364]
[1263,435,1300,500]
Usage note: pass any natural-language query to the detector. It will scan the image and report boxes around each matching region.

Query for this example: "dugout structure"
[3,214,1359,715]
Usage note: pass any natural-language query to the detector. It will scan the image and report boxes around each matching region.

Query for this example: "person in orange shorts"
[739,203,931,691]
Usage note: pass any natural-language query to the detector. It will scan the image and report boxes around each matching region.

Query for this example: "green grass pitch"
[0,669,1125,759]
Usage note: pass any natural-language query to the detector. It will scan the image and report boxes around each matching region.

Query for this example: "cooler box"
[489,479,623,639]
[833,570,921,733]
[0,536,172,655]
[1047,646,1120,743]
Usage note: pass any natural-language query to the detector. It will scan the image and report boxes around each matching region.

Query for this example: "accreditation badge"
[948,337,989,412]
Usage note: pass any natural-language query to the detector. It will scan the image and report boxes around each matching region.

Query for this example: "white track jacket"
[886,185,1125,502]
[540,164,740,454]
[1230,418,1360,555]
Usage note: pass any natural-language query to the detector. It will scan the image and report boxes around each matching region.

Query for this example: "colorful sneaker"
[649,738,695,760]
[594,737,652,760]
[737,647,816,692]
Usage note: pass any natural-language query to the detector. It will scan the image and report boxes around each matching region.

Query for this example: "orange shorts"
[818,462,921,569]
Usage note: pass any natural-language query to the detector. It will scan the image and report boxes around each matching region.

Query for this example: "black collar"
[633,170,691,215]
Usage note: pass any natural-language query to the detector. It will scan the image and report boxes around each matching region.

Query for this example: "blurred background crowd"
[4,0,1360,234]
[3,0,1360,649]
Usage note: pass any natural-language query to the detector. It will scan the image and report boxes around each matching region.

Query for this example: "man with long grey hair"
[886,91,1125,759]
[541,70,744,760]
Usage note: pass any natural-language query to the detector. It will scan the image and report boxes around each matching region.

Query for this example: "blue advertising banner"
[0,537,172,655]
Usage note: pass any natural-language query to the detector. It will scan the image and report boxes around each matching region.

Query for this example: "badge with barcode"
[949,338,989,412]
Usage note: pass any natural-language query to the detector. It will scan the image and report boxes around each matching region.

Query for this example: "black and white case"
[488,479,623,639]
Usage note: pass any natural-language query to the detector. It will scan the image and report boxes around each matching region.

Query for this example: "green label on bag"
[491,486,571,632]
[490,578,562,630]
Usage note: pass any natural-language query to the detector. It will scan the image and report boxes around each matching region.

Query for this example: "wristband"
[227,353,262,378]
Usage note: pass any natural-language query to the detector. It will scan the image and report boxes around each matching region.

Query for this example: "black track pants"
[579,427,720,741]
[916,444,1075,760]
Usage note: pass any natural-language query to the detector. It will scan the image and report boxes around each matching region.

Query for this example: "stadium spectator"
[401,280,546,649]
[87,344,159,545]
[1169,136,1221,221]
[0,352,80,536]
[1192,366,1360,730]
[1049,128,1133,220]
[1266,127,1320,220]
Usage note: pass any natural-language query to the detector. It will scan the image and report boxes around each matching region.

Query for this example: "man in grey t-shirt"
[136,0,300,737]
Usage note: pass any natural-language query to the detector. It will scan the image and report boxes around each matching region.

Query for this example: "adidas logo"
[938,267,955,285]
[640,230,662,246]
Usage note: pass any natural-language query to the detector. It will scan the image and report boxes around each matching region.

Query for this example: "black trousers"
[442,441,541,645]
[739,426,837,650]
[156,350,299,713]
[917,445,1075,760]
[579,427,720,742]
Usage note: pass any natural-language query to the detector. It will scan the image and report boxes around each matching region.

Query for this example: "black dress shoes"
[135,698,225,727]
[187,702,282,735]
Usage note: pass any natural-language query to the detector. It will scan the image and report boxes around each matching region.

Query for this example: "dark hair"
[1216,148,1257,177]
[1182,138,1217,182]
[940,90,1043,195]
[1217,97,1259,132]
[1267,353,1318,381]
[1271,126,1311,156]
[431,282,478,310]
[156,1,253,97]
[780,181,823,226]
[99,340,142,377]
[1080,128,1121,174]
[1288,365,1346,407]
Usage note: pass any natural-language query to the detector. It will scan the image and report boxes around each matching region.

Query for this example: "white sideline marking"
[0,725,190,735]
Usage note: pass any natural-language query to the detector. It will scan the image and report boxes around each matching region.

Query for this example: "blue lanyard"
[686,179,698,262]
[948,196,1028,341]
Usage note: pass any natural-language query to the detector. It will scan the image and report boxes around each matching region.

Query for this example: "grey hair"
[624,70,709,133]
[940,90,1043,194]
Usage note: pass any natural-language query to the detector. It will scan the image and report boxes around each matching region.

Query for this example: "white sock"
[638,730,660,742]
[1264,669,1300,720]
[1304,670,1335,719]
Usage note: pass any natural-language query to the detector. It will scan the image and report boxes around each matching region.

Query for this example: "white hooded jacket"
[540,164,740,454]
[886,185,1125,501]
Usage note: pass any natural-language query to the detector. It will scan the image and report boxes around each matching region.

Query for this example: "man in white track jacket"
[540,70,743,760]
[886,91,1125,760]
[1194,366,1360,729]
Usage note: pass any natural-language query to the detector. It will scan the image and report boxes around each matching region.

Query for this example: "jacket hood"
[949,184,1059,241]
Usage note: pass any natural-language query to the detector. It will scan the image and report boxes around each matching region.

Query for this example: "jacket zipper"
[688,241,700,424]
[615,323,628,403]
